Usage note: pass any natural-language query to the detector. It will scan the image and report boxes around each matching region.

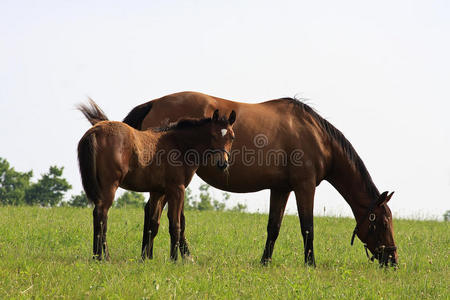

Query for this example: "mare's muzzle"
[375,246,398,267]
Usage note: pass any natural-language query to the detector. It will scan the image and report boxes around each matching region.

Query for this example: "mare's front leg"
[142,192,166,260]
[294,182,316,267]
[260,189,290,265]
[166,184,185,261]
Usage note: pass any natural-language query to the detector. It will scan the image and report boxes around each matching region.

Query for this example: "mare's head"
[356,191,398,267]
[207,109,236,170]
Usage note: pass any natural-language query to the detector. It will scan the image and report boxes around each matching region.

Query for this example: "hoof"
[304,260,316,268]
[183,255,195,264]
[260,258,271,266]
[141,254,153,261]
[92,255,102,261]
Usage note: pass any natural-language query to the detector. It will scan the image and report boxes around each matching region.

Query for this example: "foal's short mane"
[152,117,229,132]
[281,97,380,199]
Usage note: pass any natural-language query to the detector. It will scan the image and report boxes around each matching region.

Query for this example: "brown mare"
[77,99,236,261]
[122,91,398,267]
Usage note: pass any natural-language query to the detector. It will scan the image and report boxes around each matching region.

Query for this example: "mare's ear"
[228,110,236,125]
[212,109,219,121]
[377,191,394,207]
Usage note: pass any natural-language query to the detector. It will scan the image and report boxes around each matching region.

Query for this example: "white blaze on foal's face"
[221,129,227,137]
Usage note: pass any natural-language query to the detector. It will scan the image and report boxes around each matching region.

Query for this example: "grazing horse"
[122,91,398,267]
[77,99,236,261]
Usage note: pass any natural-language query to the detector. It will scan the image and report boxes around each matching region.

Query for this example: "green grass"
[0,207,448,299]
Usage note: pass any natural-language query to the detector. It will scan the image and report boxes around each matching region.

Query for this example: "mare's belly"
[196,164,290,193]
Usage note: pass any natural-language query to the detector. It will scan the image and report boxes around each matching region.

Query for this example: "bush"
[68,192,91,208]
[444,210,450,221]
[115,191,145,208]
[231,202,247,212]
[184,183,246,212]
[24,166,72,207]
[0,158,33,205]
[0,158,71,207]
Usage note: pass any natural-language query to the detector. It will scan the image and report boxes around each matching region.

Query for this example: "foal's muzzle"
[217,161,229,171]
[216,149,230,171]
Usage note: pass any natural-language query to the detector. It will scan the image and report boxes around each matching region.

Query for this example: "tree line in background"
[0,157,246,212]
[0,158,71,206]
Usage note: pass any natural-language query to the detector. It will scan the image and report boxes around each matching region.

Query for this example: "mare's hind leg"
[179,207,191,259]
[294,182,316,267]
[260,189,290,265]
[142,192,166,260]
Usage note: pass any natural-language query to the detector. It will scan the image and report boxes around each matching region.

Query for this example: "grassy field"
[0,207,448,299]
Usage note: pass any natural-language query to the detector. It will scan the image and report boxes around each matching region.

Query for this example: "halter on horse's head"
[351,191,398,267]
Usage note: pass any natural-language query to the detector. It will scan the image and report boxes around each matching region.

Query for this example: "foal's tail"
[77,131,100,203]
[77,98,109,125]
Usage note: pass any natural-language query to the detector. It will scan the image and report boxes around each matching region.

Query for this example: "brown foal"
[77,99,236,261]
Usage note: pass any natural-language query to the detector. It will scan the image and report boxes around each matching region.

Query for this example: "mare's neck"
[326,149,379,223]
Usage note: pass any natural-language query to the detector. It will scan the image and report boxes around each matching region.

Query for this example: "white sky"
[1,0,449,219]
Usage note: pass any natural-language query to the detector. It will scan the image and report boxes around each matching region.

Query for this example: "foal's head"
[357,191,398,267]
[208,109,236,170]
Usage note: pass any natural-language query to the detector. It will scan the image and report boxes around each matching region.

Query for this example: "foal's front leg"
[179,207,191,259]
[166,185,185,261]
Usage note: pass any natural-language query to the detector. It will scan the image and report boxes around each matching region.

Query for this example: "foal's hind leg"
[260,190,290,265]
[93,204,112,261]
[92,186,116,261]
[294,183,316,267]
[93,204,113,261]
[142,192,166,260]
[93,206,102,260]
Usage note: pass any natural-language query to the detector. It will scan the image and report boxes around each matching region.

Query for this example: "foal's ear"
[228,110,236,125]
[212,109,219,121]
[377,191,394,206]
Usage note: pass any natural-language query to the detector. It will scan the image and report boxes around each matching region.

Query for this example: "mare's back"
[140,92,297,129]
